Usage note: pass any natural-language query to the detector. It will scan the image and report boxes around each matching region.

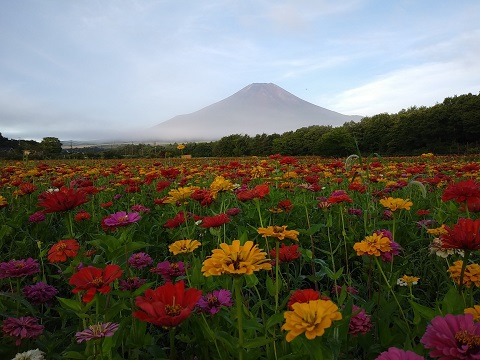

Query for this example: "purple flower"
[0,258,40,279]
[28,211,46,223]
[128,252,153,269]
[113,194,122,200]
[150,261,186,282]
[382,210,394,220]
[103,211,141,227]
[75,322,119,343]
[374,229,402,262]
[348,305,373,336]
[119,277,147,291]
[22,282,58,305]
[348,208,363,216]
[421,313,480,359]
[2,316,44,346]
[196,289,234,314]
[131,204,151,213]
[375,347,424,360]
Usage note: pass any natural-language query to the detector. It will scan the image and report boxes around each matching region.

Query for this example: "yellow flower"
[0,195,7,208]
[201,240,272,277]
[464,305,480,321]
[257,226,299,241]
[397,275,420,286]
[427,225,448,236]
[282,299,342,342]
[448,260,480,288]
[164,186,197,204]
[177,144,185,150]
[169,240,201,255]
[379,197,413,211]
[353,233,392,256]
[209,176,234,198]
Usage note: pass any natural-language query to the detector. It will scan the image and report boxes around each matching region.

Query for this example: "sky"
[1,0,479,142]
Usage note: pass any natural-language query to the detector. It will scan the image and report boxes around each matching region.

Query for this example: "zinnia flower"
[287,289,320,310]
[28,211,46,223]
[196,289,234,314]
[348,305,373,336]
[69,264,123,303]
[282,299,342,342]
[0,258,40,279]
[36,187,90,213]
[103,211,141,227]
[150,261,186,282]
[421,313,480,359]
[2,316,44,346]
[257,225,299,241]
[209,176,234,198]
[169,239,202,255]
[47,239,80,263]
[0,195,8,208]
[442,179,480,212]
[379,197,413,211]
[119,277,147,292]
[464,305,480,321]
[202,240,272,276]
[375,347,424,360]
[353,233,392,257]
[128,252,153,269]
[22,282,58,305]
[448,260,480,288]
[133,280,202,328]
[199,213,230,228]
[11,348,45,360]
[270,243,301,264]
[440,218,480,251]
[75,322,119,343]
[74,210,92,222]
[397,275,420,286]
[164,186,197,204]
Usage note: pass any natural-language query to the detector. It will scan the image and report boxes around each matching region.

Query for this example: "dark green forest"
[2,92,479,159]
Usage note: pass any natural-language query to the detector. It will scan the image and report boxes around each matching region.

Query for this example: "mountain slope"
[148,83,363,141]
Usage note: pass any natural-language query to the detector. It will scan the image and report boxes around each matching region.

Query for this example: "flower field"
[1,154,480,359]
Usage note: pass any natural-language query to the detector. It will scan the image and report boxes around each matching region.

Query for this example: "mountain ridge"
[147,83,363,142]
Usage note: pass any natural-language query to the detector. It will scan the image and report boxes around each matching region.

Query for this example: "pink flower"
[103,211,141,227]
[150,261,186,282]
[375,347,424,360]
[128,252,153,269]
[0,258,40,279]
[76,322,119,343]
[2,316,44,346]
[348,305,373,336]
[420,313,480,359]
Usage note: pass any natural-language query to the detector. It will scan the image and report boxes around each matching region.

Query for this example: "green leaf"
[56,297,82,312]
[62,351,87,359]
[245,273,259,288]
[266,312,285,330]
[243,336,274,348]
[266,276,276,296]
[410,299,435,324]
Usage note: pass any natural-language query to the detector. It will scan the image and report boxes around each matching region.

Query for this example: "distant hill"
[147,83,363,142]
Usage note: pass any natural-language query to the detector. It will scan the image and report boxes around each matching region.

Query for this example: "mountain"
[148,83,363,142]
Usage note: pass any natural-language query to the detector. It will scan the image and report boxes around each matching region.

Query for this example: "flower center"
[273,226,284,234]
[117,215,129,223]
[91,277,104,287]
[57,242,67,251]
[89,323,103,336]
[165,304,183,316]
[455,330,480,352]
[207,295,219,306]
[170,263,179,271]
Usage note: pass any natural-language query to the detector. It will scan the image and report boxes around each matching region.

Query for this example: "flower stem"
[234,277,244,360]
[169,327,177,360]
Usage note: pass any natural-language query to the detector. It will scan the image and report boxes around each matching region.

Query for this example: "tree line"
[1,92,479,159]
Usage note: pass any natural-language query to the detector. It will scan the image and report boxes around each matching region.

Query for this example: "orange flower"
[257,226,299,241]
[353,233,392,256]
[379,197,413,211]
[47,239,80,263]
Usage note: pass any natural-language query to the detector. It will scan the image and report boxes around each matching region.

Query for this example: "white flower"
[12,349,45,360]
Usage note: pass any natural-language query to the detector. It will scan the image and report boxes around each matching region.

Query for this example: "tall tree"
[41,137,62,155]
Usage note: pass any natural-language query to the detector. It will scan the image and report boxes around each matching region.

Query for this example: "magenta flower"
[131,204,151,213]
[119,277,147,291]
[22,282,58,305]
[196,289,234,314]
[103,211,141,227]
[150,261,186,282]
[0,258,40,279]
[75,322,119,343]
[2,316,44,346]
[128,252,153,269]
[348,305,373,336]
[374,229,402,262]
[28,211,46,223]
[375,347,424,360]
[226,207,242,216]
[420,313,480,359]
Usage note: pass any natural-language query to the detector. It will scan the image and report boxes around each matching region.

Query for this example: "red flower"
[69,265,123,303]
[47,239,80,263]
[442,179,480,212]
[164,212,186,229]
[278,200,293,212]
[287,289,320,310]
[100,201,114,208]
[74,210,92,222]
[270,243,301,264]
[440,218,480,251]
[19,183,38,195]
[236,185,270,201]
[37,187,90,213]
[156,180,172,192]
[200,213,230,228]
[133,280,202,328]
